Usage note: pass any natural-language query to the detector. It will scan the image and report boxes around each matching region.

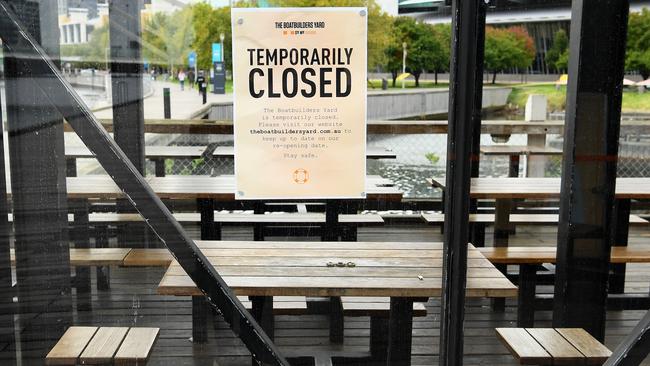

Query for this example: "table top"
[480,145,562,156]
[157,241,517,298]
[65,145,208,159]
[59,175,403,201]
[428,177,650,199]
[213,146,397,159]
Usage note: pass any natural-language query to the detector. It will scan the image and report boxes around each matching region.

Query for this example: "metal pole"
[401,42,406,89]
[603,310,650,366]
[163,87,171,119]
[0,3,288,364]
[0,56,16,353]
[552,0,629,341]
[1,0,72,347]
[440,1,487,365]
[109,0,147,247]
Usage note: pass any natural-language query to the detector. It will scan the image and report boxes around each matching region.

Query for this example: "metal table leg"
[387,297,414,366]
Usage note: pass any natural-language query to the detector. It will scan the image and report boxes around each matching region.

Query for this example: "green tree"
[61,25,110,69]
[545,29,568,73]
[626,8,650,79]
[142,7,194,74]
[409,22,446,86]
[484,26,535,84]
[266,0,393,72]
[430,23,450,84]
[385,17,417,87]
[190,3,232,72]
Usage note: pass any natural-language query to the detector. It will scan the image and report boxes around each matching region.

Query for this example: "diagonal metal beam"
[0,2,288,364]
[604,310,650,366]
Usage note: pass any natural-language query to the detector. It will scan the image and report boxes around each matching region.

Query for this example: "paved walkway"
[93,80,233,120]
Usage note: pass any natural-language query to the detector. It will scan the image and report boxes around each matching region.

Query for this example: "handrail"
[0,2,287,364]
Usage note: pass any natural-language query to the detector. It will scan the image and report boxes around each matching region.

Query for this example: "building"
[401,0,650,73]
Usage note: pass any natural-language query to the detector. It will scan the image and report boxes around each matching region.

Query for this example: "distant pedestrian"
[188,70,195,90]
[178,69,187,91]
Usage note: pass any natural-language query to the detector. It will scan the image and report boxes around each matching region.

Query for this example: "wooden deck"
[2,223,649,365]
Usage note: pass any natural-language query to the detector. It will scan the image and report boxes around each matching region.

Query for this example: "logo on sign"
[293,169,309,184]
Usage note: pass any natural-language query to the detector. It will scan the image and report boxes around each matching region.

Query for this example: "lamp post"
[402,41,407,89]
[220,33,225,62]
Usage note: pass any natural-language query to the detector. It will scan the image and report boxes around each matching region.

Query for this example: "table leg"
[95,224,110,291]
[250,296,274,366]
[509,155,520,178]
[253,201,264,241]
[192,296,209,343]
[517,264,537,327]
[492,198,512,312]
[71,199,91,312]
[610,199,630,295]
[387,297,414,366]
[66,158,77,177]
[329,296,344,344]
[198,198,219,240]
[322,200,340,241]
[370,316,389,361]
[154,158,166,177]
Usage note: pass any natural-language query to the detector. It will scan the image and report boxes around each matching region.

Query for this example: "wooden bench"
[65,145,208,177]
[213,212,384,241]
[188,295,308,343]
[336,297,427,361]
[45,326,159,365]
[480,246,650,326]
[496,327,611,365]
[423,213,649,246]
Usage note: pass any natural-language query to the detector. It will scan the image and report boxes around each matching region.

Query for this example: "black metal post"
[552,0,629,342]
[2,0,72,350]
[71,199,91,312]
[0,67,16,352]
[440,1,486,365]
[109,0,147,248]
[517,264,537,327]
[0,3,288,363]
[387,297,414,366]
[163,87,171,119]
[610,199,631,295]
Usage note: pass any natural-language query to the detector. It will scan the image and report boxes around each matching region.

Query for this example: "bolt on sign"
[232,7,367,199]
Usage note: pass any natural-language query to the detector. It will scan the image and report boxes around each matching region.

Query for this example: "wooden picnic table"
[428,176,650,293]
[212,146,397,159]
[157,240,516,364]
[480,145,562,177]
[65,145,208,177]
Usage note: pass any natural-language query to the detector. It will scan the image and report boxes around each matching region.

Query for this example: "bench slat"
[237,296,308,315]
[113,327,159,366]
[423,213,648,225]
[525,328,585,365]
[341,297,427,317]
[45,326,98,365]
[556,328,611,365]
[79,327,129,364]
[496,328,552,364]
[480,246,650,264]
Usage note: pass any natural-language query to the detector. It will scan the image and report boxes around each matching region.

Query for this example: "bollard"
[202,84,207,104]
[163,87,171,119]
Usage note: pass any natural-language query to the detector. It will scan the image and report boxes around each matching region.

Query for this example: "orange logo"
[293,169,309,184]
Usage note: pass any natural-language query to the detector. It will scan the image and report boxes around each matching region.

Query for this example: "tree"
[60,25,110,69]
[266,0,393,72]
[190,3,232,72]
[142,7,194,75]
[430,24,450,84]
[409,22,446,86]
[626,8,650,79]
[484,26,535,84]
[546,29,568,73]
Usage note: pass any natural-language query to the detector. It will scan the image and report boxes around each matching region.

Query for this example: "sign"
[211,43,222,63]
[231,7,367,199]
[212,61,226,94]
[188,51,197,68]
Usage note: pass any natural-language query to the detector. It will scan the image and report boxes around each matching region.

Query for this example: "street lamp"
[220,33,225,62]
[402,41,407,89]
